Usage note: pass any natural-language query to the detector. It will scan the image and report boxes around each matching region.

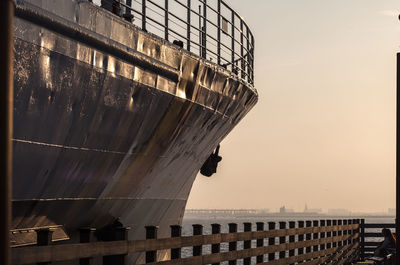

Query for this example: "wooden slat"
[325,242,359,265]
[364,242,380,247]
[363,223,395,229]
[364,232,383,237]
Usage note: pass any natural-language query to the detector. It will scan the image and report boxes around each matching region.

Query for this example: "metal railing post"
[186,0,191,51]
[123,0,133,22]
[198,5,201,57]
[217,0,221,65]
[202,0,207,58]
[142,0,146,31]
[0,1,14,265]
[251,34,254,83]
[246,27,250,82]
[396,51,400,265]
[164,0,168,41]
[231,10,235,72]
[240,20,244,78]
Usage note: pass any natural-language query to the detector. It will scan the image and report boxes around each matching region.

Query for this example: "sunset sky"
[186,0,400,212]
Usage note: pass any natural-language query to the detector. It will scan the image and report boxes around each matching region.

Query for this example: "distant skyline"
[186,0,400,213]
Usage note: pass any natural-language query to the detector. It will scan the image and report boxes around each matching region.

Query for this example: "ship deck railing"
[90,0,255,85]
[12,218,397,264]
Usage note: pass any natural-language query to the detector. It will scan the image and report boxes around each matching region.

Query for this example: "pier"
[9,219,396,264]
[1,0,400,265]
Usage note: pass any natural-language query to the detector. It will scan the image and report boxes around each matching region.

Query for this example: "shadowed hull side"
[12,1,258,263]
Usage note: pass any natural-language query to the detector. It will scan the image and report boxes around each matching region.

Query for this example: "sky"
[186,0,400,213]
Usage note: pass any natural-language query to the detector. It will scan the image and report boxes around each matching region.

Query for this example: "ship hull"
[12,0,257,261]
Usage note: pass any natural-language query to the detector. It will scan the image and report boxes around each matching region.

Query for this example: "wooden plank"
[333,243,359,265]
[325,242,359,265]
[364,232,383,237]
[364,242,380,247]
[363,223,395,229]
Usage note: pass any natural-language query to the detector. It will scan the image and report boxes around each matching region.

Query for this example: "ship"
[11,0,258,263]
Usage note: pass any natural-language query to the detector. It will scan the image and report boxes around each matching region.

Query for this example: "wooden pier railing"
[11,219,362,265]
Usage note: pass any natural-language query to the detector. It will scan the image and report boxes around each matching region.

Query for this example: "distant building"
[280,206,294,213]
[327,209,352,216]
[304,204,322,213]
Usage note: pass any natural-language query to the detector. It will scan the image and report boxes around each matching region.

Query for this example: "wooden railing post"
[326,220,332,250]
[360,219,365,261]
[312,220,319,259]
[268,222,276,261]
[102,226,129,265]
[305,221,312,260]
[243,222,252,265]
[332,220,337,248]
[170,225,182,259]
[256,222,264,263]
[145,226,158,263]
[343,220,348,247]
[298,221,304,263]
[348,219,352,246]
[211,223,221,265]
[192,224,203,256]
[36,228,53,265]
[288,221,295,265]
[79,228,95,265]
[354,219,360,261]
[228,223,237,265]
[36,228,52,246]
[279,222,286,260]
[320,220,326,253]
[338,220,343,247]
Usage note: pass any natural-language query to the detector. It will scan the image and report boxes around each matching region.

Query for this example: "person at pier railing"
[374,228,396,257]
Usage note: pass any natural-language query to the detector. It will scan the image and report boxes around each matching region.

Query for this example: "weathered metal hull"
[12,0,257,260]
